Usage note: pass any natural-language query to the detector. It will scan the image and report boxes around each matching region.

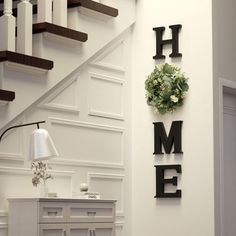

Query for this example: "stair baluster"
[17,0,32,55]
[0,0,16,51]
[37,0,52,23]
[52,0,67,27]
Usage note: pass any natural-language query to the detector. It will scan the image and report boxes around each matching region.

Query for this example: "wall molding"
[0,211,8,230]
[88,72,125,121]
[0,223,8,229]
[51,158,125,169]
[0,117,25,163]
[38,76,80,114]
[0,166,75,177]
[49,117,125,168]
[89,40,126,73]
[0,153,24,163]
[88,172,125,217]
[49,117,124,133]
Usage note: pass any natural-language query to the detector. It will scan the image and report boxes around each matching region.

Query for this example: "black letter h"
[153,24,182,59]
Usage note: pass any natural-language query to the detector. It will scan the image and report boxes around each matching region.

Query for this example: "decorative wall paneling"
[0,117,24,164]
[90,40,126,74]
[88,72,125,121]
[0,166,75,201]
[0,210,7,236]
[87,172,125,216]
[49,117,125,169]
[38,77,80,114]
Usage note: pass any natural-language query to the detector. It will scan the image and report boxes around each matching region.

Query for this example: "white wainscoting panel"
[115,222,124,236]
[90,40,126,73]
[38,76,80,114]
[0,167,74,204]
[0,118,25,163]
[0,211,8,236]
[49,117,125,167]
[88,72,125,120]
[88,173,125,216]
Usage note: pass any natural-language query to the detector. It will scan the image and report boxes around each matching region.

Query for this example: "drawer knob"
[47,211,58,216]
[87,211,96,216]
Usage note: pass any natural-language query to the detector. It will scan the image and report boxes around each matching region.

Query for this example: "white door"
[223,90,236,236]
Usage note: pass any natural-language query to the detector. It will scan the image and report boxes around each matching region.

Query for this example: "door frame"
[218,78,236,236]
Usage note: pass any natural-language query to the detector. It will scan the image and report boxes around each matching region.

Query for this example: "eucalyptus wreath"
[145,63,189,114]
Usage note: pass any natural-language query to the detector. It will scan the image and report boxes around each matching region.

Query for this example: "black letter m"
[153,121,183,154]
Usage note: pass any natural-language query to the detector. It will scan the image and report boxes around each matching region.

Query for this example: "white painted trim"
[115,221,125,230]
[38,76,80,114]
[0,101,9,106]
[40,103,80,114]
[51,158,125,169]
[90,40,126,73]
[49,117,125,167]
[90,63,125,74]
[218,78,236,236]
[0,166,75,177]
[0,153,24,163]
[88,72,125,121]
[0,223,8,229]
[88,172,125,217]
[88,110,124,121]
[49,117,124,133]
[44,32,84,46]
[89,72,125,84]
[0,211,7,217]
[0,210,8,229]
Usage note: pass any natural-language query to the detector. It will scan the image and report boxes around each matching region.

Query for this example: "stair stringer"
[0,0,136,131]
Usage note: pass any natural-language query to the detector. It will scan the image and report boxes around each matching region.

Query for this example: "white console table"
[8,198,116,236]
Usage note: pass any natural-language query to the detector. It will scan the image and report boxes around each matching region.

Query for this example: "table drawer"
[68,202,115,223]
[39,202,67,223]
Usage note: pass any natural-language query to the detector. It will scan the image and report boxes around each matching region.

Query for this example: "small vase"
[39,183,48,198]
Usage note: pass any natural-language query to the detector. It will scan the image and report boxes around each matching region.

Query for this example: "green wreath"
[145,63,189,114]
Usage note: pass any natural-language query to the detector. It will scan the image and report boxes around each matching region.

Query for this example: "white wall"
[131,0,215,235]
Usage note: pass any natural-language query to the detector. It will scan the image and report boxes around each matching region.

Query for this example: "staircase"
[0,0,135,130]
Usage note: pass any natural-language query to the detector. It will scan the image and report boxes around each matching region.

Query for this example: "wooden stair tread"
[0,0,118,17]
[33,22,88,42]
[0,51,53,70]
[0,89,15,102]
[68,0,118,17]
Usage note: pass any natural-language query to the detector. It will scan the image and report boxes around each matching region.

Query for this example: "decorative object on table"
[75,183,101,199]
[80,183,89,192]
[31,161,53,197]
[145,63,189,114]
[0,120,59,197]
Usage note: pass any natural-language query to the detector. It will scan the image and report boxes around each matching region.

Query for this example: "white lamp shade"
[29,128,59,162]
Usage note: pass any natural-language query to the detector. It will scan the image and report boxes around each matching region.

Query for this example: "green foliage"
[145,63,189,114]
